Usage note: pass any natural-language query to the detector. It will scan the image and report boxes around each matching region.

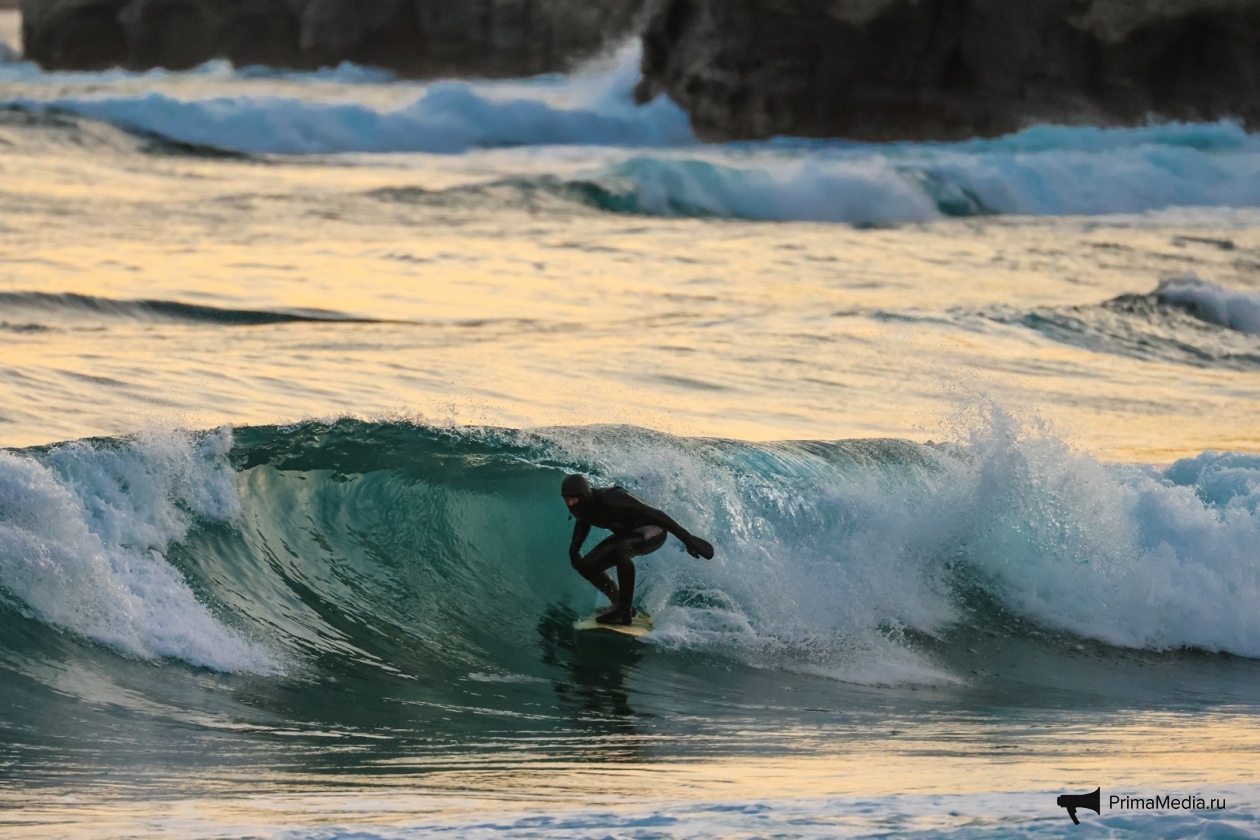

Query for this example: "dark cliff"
[21,0,645,75]
[636,0,1260,141]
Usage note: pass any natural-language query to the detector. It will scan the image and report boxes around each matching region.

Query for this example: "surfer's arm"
[609,490,715,559]
[569,521,591,565]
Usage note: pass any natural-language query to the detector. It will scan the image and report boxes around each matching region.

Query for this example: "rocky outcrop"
[21,0,645,74]
[636,0,1260,141]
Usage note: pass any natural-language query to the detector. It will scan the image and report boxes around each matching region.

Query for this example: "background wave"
[0,57,399,85]
[355,126,1260,224]
[4,49,1260,223]
[976,276,1260,369]
[3,47,693,155]
[535,126,1260,223]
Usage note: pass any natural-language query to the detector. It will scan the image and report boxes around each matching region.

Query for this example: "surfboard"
[573,610,653,638]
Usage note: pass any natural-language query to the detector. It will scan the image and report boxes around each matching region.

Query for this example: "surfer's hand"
[685,536,714,559]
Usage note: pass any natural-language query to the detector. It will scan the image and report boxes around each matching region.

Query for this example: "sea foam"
[0,430,278,672]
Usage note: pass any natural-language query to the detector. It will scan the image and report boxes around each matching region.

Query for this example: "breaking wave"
[2,45,693,155]
[0,430,277,672]
[1,417,1258,694]
[1156,274,1260,335]
[975,276,1260,369]
[558,123,1260,222]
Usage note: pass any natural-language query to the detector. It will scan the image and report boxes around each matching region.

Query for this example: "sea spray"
[909,406,1260,655]
[531,412,1260,671]
[0,429,278,672]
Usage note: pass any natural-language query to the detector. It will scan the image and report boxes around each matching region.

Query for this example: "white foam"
[0,430,279,672]
[939,408,1260,655]
[921,121,1260,216]
[541,406,1260,678]
[1156,274,1260,335]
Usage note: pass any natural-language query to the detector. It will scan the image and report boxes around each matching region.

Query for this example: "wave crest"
[1157,275,1260,335]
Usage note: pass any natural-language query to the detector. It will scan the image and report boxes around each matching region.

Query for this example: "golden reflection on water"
[3,116,1260,461]
[3,711,1258,838]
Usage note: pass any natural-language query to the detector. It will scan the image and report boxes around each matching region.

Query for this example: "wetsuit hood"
[561,474,593,501]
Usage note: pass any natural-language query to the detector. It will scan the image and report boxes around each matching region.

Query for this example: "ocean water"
[1,26,1260,839]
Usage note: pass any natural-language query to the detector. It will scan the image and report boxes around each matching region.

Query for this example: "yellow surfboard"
[573,610,653,638]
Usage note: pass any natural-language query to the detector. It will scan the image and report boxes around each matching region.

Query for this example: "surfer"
[561,474,714,626]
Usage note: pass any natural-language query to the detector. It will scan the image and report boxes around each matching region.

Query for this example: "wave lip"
[0,291,377,325]
[1156,275,1260,335]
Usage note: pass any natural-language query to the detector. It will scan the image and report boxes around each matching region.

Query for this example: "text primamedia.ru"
[1110,795,1225,811]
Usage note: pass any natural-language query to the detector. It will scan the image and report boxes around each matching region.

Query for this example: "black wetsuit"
[565,481,714,623]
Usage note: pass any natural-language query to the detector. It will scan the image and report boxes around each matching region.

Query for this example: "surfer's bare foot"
[596,608,633,626]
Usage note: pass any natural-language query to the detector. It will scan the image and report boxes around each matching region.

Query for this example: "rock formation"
[21,0,645,74]
[636,0,1260,141]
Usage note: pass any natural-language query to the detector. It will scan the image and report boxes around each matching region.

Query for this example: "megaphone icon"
[1056,787,1101,824]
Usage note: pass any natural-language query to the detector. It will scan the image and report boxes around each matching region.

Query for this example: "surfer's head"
[561,474,592,507]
